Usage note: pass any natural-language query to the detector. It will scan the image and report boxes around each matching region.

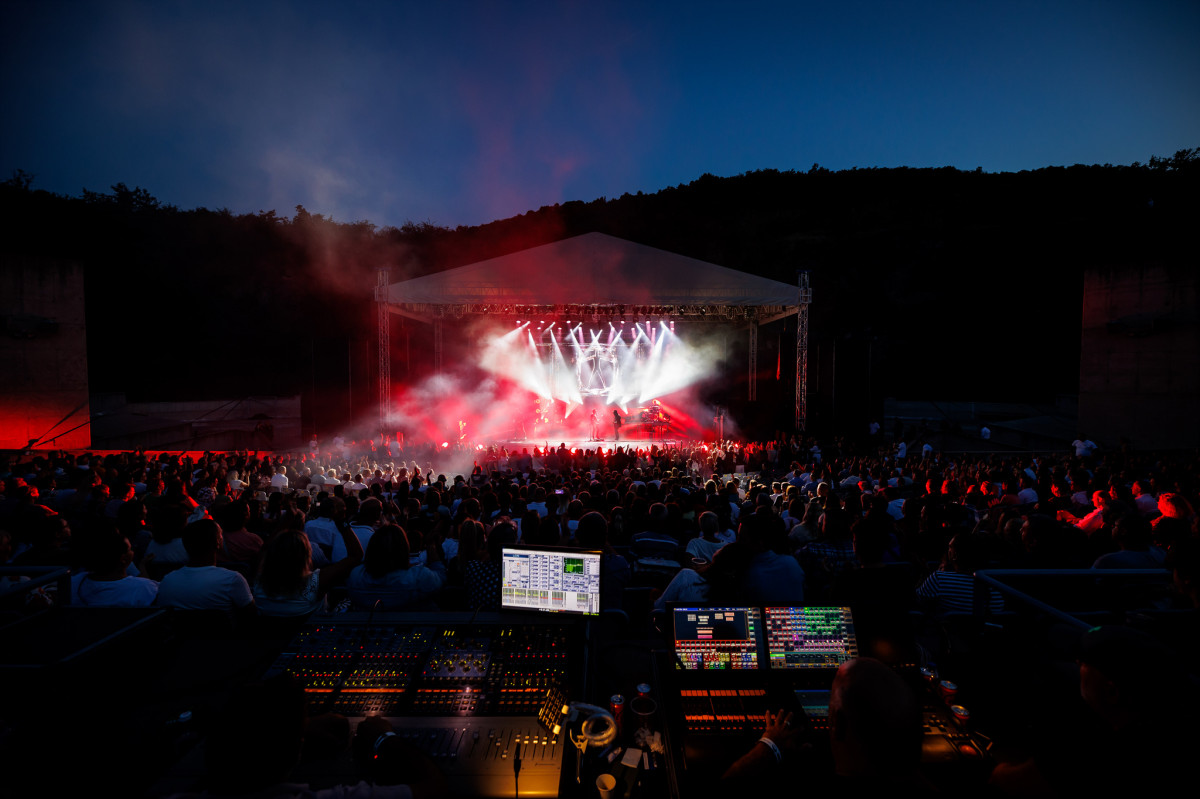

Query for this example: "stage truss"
[378,295,811,432]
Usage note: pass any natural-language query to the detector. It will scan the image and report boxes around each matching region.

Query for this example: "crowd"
[2,434,1198,623]
[2,432,1199,796]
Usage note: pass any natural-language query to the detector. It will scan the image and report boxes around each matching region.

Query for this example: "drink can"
[611,694,625,732]
[636,683,652,698]
[939,680,958,703]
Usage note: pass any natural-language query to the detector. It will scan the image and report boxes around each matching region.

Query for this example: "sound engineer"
[723,658,928,794]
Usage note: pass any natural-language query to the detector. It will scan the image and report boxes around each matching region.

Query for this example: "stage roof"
[383,233,799,309]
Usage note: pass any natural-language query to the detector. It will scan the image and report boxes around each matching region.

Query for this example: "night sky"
[3,0,1197,229]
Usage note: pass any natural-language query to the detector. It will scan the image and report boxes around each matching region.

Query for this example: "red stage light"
[441,442,449,448]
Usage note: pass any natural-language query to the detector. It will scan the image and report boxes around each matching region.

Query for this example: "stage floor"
[486,437,681,452]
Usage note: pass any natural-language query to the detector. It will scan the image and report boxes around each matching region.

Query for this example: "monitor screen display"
[500,546,602,616]
[763,606,858,669]
[672,606,763,670]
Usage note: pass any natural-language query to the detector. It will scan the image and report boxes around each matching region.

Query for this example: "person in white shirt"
[157,519,254,614]
[1132,481,1157,516]
[70,528,158,608]
[1071,490,1110,535]
[343,473,369,495]
[685,512,728,562]
[270,465,289,492]
[1016,477,1039,505]
[305,497,346,565]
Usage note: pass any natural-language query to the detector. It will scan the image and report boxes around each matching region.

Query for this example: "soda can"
[611,694,625,731]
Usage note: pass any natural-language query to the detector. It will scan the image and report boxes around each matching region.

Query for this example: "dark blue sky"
[3,1,1197,228]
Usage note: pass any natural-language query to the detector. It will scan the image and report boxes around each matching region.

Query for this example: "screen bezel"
[668,605,765,671]
[498,544,604,617]
[762,605,858,670]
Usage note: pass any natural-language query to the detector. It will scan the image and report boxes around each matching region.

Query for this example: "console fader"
[262,618,578,797]
[266,622,572,718]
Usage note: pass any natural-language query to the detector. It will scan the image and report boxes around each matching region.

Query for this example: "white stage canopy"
[383,232,799,312]
[375,232,810,429]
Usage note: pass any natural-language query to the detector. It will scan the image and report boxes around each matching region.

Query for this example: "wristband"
[757,736,782,763]
[373,731,397,759]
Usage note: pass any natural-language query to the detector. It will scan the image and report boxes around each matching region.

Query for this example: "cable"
[567,703,618,752]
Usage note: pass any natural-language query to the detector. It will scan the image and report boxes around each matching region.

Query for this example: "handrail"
[975,568,1170,631]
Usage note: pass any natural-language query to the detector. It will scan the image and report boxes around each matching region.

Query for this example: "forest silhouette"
[2,152,1195,433]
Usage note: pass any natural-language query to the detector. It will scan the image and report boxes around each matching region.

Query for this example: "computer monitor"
[763,606,858,669]
[499,545,602,616]
[671,606,763,670]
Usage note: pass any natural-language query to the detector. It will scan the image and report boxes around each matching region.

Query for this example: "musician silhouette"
[612,409,622,441]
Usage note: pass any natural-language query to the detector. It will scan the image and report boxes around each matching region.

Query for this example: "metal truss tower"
[796,271,811,432]
[748,321,758,401]
[376,269,391,435]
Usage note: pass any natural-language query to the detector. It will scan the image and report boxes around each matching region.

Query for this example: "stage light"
[441,442,449,448]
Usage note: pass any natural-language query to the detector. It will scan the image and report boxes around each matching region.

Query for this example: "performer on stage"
[612,409,622,441]
[589,409,600,441]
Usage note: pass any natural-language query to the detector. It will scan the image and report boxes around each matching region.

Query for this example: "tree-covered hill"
[2,151,1195,426]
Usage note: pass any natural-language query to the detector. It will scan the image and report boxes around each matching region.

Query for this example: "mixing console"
[261,618,578,798]
[385,716,565,797]
[265,621,572,718]
[679,688,769,735]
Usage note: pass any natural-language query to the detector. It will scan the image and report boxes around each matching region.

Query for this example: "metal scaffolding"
[375,269,391,434]
[433,319,444,378]
[748,321,758,401]
[796,271,812,431]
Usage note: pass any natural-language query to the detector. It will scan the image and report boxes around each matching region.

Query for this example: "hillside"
[2,154,1195,432]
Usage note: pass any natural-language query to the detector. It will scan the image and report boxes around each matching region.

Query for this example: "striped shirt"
[916,571,1003,614]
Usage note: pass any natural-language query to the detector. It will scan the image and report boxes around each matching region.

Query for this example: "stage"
[483,436,682,453]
